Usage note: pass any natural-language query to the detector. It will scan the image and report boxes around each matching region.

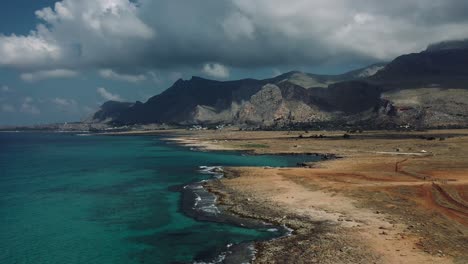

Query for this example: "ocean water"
[0,132,315,264]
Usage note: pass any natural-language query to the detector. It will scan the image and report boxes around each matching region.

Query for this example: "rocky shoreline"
[167,136,372,263]
[179,166,287,264]
[125,129,467,263]
[204,170,380,264]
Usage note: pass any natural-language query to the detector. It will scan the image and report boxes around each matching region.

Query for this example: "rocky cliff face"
[92,45,468,129]
[380,88,468,128]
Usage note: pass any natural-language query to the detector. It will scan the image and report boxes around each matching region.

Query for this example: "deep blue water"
[0,132,314,264]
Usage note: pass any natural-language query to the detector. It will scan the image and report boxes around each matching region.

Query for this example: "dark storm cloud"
[0,0,468,75]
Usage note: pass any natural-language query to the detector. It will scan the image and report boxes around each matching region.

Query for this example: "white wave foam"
[282,224,294,236]
[188,182,220,215]
[193,193,202,207]
[198,166,224,178]
[76,133,92,136]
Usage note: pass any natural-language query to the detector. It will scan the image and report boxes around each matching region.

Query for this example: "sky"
[1,0,468,125]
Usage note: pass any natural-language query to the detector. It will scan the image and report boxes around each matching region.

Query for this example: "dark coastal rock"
[296,162,311,168]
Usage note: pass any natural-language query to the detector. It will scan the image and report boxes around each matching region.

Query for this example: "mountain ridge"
[92,44,468,129]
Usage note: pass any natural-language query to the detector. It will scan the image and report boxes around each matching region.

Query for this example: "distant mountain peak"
[173,78,185,85]
[282,70,303,76]
[426,39,468,52]
[190,76,208,81]
[356,64,386,78]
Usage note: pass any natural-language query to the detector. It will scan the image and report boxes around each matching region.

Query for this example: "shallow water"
[0,132,316,264]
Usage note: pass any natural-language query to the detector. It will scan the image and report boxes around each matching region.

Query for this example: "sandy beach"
[114,129,468,263]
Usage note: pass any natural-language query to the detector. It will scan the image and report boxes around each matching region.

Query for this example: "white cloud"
[21,69,79,82]
[272,68,282,77]
[0,0,154,70]
[24,97,34,103]
[52,97,79,113]
[99,69,147,82]
[35,0,154,39]
[147,71,162,84]
[222,12,255,40]
[20,97,40,115]
[97,87,123,101]
[1,104,15,113]
[1,85,10,92]
[202,63,230,79]
[0,33,62,68]
[353,13,374,25]
[52,97,77,107]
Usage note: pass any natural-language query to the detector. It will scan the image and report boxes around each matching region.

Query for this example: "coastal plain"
[118,129,468,263]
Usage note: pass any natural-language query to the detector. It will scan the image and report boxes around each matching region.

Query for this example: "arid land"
[113,129,468,263]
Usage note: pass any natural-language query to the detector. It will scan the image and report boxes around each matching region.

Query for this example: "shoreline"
[161,129,468,263]
[203,172,379,263]
[167,135,380,263]
[179,166,287,264]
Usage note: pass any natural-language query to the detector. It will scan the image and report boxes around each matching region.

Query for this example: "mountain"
[92,101,135,122]
[93,64,385,126]
[370,43,468,89]
[365,41,468,128]
[102,77,270,124]
[271,63,386,89]
[426,39,468,52]
[92,42,468,129]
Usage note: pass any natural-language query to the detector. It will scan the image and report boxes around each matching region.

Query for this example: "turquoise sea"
[0,132,314,264]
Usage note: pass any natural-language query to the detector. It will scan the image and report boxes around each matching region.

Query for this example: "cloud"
[272,68,282,77]
[1,85,10,92]
[82,105,95,114]
[20,97,40,115]
[222,12,255,40]
[1,0,468,72]
[52,97,80,113]
[0,0,154,70]
[147,71,162,84]
[0,33,62,68]
[1,104,15,113]
[21,69,79,82]
[24,97,33,103]
[169,72,183,82]
[97,87,123,101]
[202,63,230,79]
[52,97,77,107]
[99,69,147,82]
